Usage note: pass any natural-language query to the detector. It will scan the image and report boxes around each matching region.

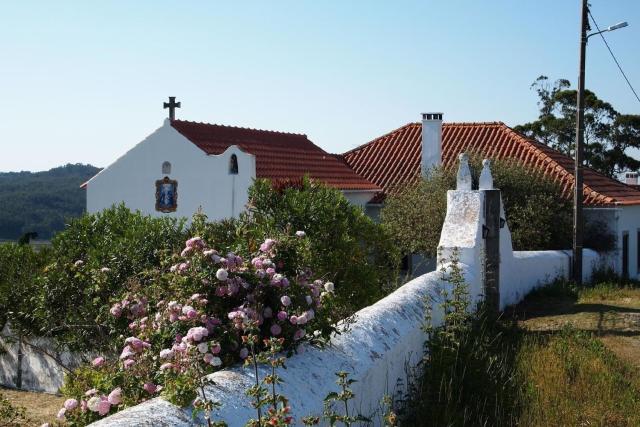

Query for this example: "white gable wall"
[86,119,255,221]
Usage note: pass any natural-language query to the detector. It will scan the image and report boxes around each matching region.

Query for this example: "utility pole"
[573,0,588,285]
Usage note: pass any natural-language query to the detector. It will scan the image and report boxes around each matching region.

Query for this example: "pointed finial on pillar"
[457,153,472,190]
[479,159,494,190]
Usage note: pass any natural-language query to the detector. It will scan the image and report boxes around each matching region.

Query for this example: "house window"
[162,161,171,175]
[229,154,238,175]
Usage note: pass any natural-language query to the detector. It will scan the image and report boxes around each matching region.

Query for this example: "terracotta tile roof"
[342,121,640,206]
[171,120,380,192]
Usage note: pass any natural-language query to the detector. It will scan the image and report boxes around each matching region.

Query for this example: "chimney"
[421,112,443,175]
[625,172,638,185]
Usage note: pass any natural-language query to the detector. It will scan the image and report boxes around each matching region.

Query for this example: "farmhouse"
[82,107,380,219]
[342,113,640,279]
[83,102,640,279]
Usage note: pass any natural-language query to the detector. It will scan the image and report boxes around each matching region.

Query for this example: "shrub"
[0,242,50,333]
[381,158,573,258]
[60,234,338,424]
[30,204,187,351]
[194,178,400,318]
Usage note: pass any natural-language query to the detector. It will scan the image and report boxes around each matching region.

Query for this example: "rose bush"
[59,233,337,425]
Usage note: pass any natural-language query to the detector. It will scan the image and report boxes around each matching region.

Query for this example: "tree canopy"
[514,75,640,177]
[0,163,100,240]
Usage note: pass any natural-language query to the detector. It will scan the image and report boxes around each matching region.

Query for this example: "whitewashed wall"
[85,119,255,221]
[89,187,608,426]
[0,325,86,393]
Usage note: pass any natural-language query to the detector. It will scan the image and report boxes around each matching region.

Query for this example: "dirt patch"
[1,387,64,426]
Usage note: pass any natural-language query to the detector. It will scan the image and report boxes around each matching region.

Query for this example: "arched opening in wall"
[229,154,239,175]
[162,161,172,175]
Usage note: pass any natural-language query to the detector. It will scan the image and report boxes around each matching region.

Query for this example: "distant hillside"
[0,164,101,240]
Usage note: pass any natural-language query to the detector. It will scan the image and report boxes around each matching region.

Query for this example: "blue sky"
[1,1,639,172]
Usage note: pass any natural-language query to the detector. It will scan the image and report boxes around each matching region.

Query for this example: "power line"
[588,10,640,105]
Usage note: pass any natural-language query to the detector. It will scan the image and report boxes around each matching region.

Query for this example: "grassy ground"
[0,387,64,426]
[403,280,640,426]
[508,282,640,427]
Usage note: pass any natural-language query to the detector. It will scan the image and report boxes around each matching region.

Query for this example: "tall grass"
[400,273,640,427]
[518,328,640,427]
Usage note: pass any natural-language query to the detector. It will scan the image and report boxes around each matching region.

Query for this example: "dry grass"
[0,387,64,426]
[509,283,640,427]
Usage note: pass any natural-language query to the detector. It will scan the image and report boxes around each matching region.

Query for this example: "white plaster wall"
[86,119,255,222]
[90,270,451,427]
[617,205,640,279]
[0,325,87,393]
[342,191,378,208]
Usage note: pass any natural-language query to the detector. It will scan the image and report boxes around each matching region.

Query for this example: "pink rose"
[239,348,249,359]
[91,356,105,367]
[143,383,157,394]
[64,398,78,411]
[107,388,122,405]
[97,399,111,416]
[277,311,288,321]
[280,296,291,307]
[270,324,282,336]
[210,343,221,354]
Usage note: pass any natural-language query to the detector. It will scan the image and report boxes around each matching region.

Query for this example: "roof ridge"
[172,119,308,138]
[498,123,640,199]
[444,121,505,127]
[342,121,509,157]
[342,122,419,156]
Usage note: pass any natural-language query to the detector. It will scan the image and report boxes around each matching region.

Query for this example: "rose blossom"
[280,295,291,307]
[197,342,209,353]
[270,324,282,336]
[57,408,66,420]
[107,388,122,405]
[216,268,229,281]
[87,396,101,412]
[92,356,105,367]
[110,303,122,318]
[239,348,249,359]
[277,311,288,321]
[159,348,174,359]
[324,282,335,292]
[260,238,276,252]
[64,399,78,411]
[97,399,111,416]
[143,383,158,394]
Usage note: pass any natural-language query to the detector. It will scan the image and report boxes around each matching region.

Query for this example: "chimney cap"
[422,112,443,121]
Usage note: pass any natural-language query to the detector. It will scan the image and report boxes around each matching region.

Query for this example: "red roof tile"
[342,121,640,206]
[171,120,379,192]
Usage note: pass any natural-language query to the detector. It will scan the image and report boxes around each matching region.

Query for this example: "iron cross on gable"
[163,97,181,121]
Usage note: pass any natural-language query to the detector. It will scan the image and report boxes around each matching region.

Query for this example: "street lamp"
[573,2,628,285]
